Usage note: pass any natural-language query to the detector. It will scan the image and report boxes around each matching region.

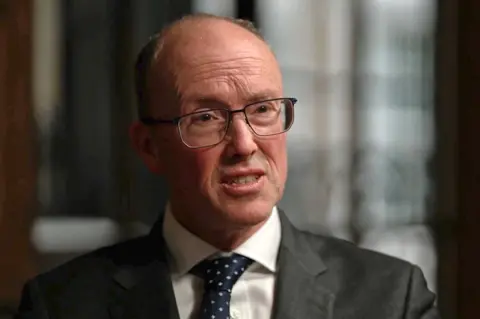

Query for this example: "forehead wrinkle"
[183,70,279,104]
[173,54,278,104]
[175,75,252,108]
[216,74,255,103]
[188,57,265,84]
[153,20,282,112]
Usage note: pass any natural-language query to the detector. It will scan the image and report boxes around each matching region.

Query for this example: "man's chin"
[219,201,274,226]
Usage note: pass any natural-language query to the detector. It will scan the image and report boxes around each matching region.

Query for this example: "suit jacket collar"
[109,209,334,319]
[273,209,334,319]
[109,222,180,319]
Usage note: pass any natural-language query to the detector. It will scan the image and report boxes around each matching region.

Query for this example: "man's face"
[144,22,288,230]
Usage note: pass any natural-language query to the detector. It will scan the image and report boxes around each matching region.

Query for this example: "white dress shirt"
[163,204,282,319]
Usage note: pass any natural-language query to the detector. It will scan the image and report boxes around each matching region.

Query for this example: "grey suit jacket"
[15,211,439,319]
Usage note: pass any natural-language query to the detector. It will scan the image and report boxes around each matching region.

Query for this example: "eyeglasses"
[141,97,297,149]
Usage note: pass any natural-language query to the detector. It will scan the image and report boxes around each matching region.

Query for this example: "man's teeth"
[228,175,259,184]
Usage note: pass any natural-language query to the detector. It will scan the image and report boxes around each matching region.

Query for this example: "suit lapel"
[106,209,335,319]
[108,219,180,319]
[272,211,335,319]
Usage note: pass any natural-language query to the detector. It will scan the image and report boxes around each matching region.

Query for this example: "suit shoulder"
[300,229,413,271]
[34,234,152,285]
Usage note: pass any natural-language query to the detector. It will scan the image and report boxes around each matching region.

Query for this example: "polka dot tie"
[192,253,254,319]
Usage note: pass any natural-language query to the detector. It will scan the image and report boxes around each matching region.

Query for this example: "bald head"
[134,14,277,118]
[130,15,288,245]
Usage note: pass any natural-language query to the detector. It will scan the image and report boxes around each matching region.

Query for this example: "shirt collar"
[162,204,281,276]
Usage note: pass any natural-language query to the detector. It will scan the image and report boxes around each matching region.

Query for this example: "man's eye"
[254,104,278,114]
[198,113,213,121]
[192,113,213,121]
[191,112,222,123]
[255,105,271,113]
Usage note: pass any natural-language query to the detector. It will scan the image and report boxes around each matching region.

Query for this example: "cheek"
[263,138,288,180]
[194,151,223,184]
[276,150,289,183]
[168,149,220,187]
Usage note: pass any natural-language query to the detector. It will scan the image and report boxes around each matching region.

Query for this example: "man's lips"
[220,174,266,197]
[220,169,266,184]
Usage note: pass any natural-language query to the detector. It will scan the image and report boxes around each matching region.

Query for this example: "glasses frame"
[140,97,297,149]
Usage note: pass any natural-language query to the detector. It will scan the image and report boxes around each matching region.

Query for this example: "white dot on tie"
[211,300,215,304]
[214,260,218,265]
[216,271,221,275]
[226,276,231,280]
[207,269,211,273]
[209,280,213,283]
[219,307,223,312]
[219,292,223,296]
[241,267,244,271]
[218,282,223,286]
[225,264,229,268]
[233,259,237,263]
[211,315,215,319]
[234,271,238,275]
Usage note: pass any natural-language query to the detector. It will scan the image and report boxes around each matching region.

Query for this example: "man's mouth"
[224,175,261,185]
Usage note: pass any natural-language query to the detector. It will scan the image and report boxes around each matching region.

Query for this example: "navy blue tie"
[193,253,254,319]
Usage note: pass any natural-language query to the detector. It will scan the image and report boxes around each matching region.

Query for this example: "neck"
[169,204,268,251]
[197,222,266,251]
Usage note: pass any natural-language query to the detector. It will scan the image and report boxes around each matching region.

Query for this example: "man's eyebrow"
[181,97,228,113]
[245,91,279,104]
[188,90,280,107]
[195,97,228,106]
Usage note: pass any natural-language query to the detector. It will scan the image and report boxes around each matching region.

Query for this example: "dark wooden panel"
[457,0,480,317]
[0,0,37,307]
[434,0,458,317]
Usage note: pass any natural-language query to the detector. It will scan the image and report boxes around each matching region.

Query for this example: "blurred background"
[0,0,476,318]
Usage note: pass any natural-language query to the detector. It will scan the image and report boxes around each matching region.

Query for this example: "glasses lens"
[245,98,294,136]
[178,109,229,148]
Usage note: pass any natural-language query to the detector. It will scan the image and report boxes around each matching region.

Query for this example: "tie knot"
[193,253,253,292]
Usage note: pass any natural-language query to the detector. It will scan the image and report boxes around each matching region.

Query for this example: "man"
[16,14,439,319]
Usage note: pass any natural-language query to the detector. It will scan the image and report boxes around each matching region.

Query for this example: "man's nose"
[223,115,258,157]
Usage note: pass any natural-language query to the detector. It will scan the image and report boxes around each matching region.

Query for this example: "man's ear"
[129,121,165,174]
